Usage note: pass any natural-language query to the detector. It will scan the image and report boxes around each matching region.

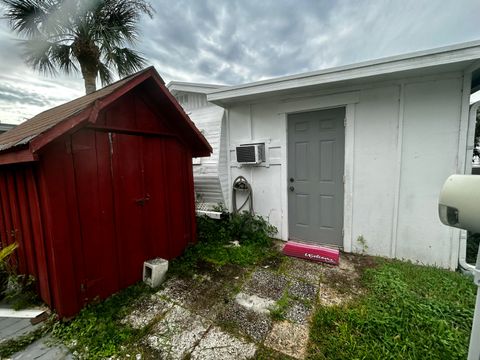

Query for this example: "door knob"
[289,186,295,192]
[289,177,295,182]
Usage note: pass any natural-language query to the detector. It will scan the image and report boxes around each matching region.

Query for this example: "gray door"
[287,108,345,247]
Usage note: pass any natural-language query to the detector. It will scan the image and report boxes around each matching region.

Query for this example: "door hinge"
[344,117,347,127]
[342,228,344,237]
[343,175,346,184]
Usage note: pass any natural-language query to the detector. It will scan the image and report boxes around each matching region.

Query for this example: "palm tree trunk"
[83,70,97,94]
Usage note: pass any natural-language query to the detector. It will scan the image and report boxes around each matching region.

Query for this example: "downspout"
[458,99,480,273]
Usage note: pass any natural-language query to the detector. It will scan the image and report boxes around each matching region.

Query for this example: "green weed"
[270,290,291,321]
[170,213,277,276]
[52,283,154,359]
[307,260,476,359]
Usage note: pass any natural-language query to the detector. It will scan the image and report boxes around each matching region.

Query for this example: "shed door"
[287,108,345,247]
[110,133,171,288]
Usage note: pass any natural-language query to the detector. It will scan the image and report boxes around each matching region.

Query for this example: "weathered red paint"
[0,70,210,318]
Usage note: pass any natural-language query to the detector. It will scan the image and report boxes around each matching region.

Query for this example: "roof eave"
[208,40,480,104]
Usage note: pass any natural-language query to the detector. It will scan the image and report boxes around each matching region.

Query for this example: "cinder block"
[143,258,169,288]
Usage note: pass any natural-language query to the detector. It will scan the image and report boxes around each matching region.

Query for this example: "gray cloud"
[1,0,480,123]
[0,83,54,106]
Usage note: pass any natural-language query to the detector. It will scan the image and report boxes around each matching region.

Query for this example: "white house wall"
[395,78,463,268]
[350,86,400,257]
[225,72,465,268]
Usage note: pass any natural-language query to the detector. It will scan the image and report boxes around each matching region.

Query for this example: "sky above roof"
[1,0,480,124]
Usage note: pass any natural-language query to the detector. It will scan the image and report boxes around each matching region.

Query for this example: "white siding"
[224,72,466,268]
[174,93,227,206]
[177,92,209,111]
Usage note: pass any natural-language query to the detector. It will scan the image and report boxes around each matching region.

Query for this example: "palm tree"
[2,0,153,94]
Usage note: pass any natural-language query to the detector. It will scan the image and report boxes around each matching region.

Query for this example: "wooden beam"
[0,149,38,166]
[87,124,177,138]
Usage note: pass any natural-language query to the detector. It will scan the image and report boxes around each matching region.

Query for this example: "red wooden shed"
[0,67,211,318]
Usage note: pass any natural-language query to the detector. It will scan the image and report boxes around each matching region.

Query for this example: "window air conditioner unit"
[236,143,265,165]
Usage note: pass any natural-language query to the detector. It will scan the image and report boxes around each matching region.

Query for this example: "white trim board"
[0,308,45,319]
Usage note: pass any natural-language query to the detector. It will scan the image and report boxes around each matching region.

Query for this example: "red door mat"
[283,241,339,265]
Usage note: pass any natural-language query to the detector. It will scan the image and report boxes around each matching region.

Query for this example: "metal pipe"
[467,245,480,360]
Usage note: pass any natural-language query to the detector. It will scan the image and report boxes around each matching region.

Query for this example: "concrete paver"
[264,321,309,360]
[145,305,211,359]
[190,327,256,360]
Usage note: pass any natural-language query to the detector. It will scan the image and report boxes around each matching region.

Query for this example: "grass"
[270,290,291,321]
[307,259,476,360]
[51,283,155,359]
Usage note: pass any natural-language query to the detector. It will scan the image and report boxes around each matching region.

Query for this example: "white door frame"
[277,91,359,251]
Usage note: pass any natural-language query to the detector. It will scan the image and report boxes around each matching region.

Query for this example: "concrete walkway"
[0,315,71,360]
[10,336,72,360]
[120,253,364,359]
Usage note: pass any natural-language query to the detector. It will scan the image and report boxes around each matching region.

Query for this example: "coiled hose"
[231,176,253,214]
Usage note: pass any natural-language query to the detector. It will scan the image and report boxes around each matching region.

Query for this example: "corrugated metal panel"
[188,105,227,205]
[218,114,229,206]
[0,165,51,306]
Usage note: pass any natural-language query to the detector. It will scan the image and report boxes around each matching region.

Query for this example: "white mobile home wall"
[174,91,228,205]
[224,71,468,269]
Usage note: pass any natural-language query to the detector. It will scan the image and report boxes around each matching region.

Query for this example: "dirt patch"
[318,253,373,297]
[258,247,286,271]
[157,265,247,320]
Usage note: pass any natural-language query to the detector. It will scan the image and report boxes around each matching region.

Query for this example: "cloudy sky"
[1,0,480,124]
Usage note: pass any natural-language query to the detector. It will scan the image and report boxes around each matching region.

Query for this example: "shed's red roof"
[0,67,212,158]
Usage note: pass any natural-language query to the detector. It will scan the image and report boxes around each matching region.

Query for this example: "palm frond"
[3,0,153,92]
[22,38,58,75]
[91,0,154,45]
[105,47,146,78]
[0,242,17,262]
[97,61,113,86]
[51,43,78,74]
[2,0,47,37]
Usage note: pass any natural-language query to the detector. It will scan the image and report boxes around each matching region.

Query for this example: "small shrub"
[3,274,40,310]
[170,212,277,276]
[0,242,18,299]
